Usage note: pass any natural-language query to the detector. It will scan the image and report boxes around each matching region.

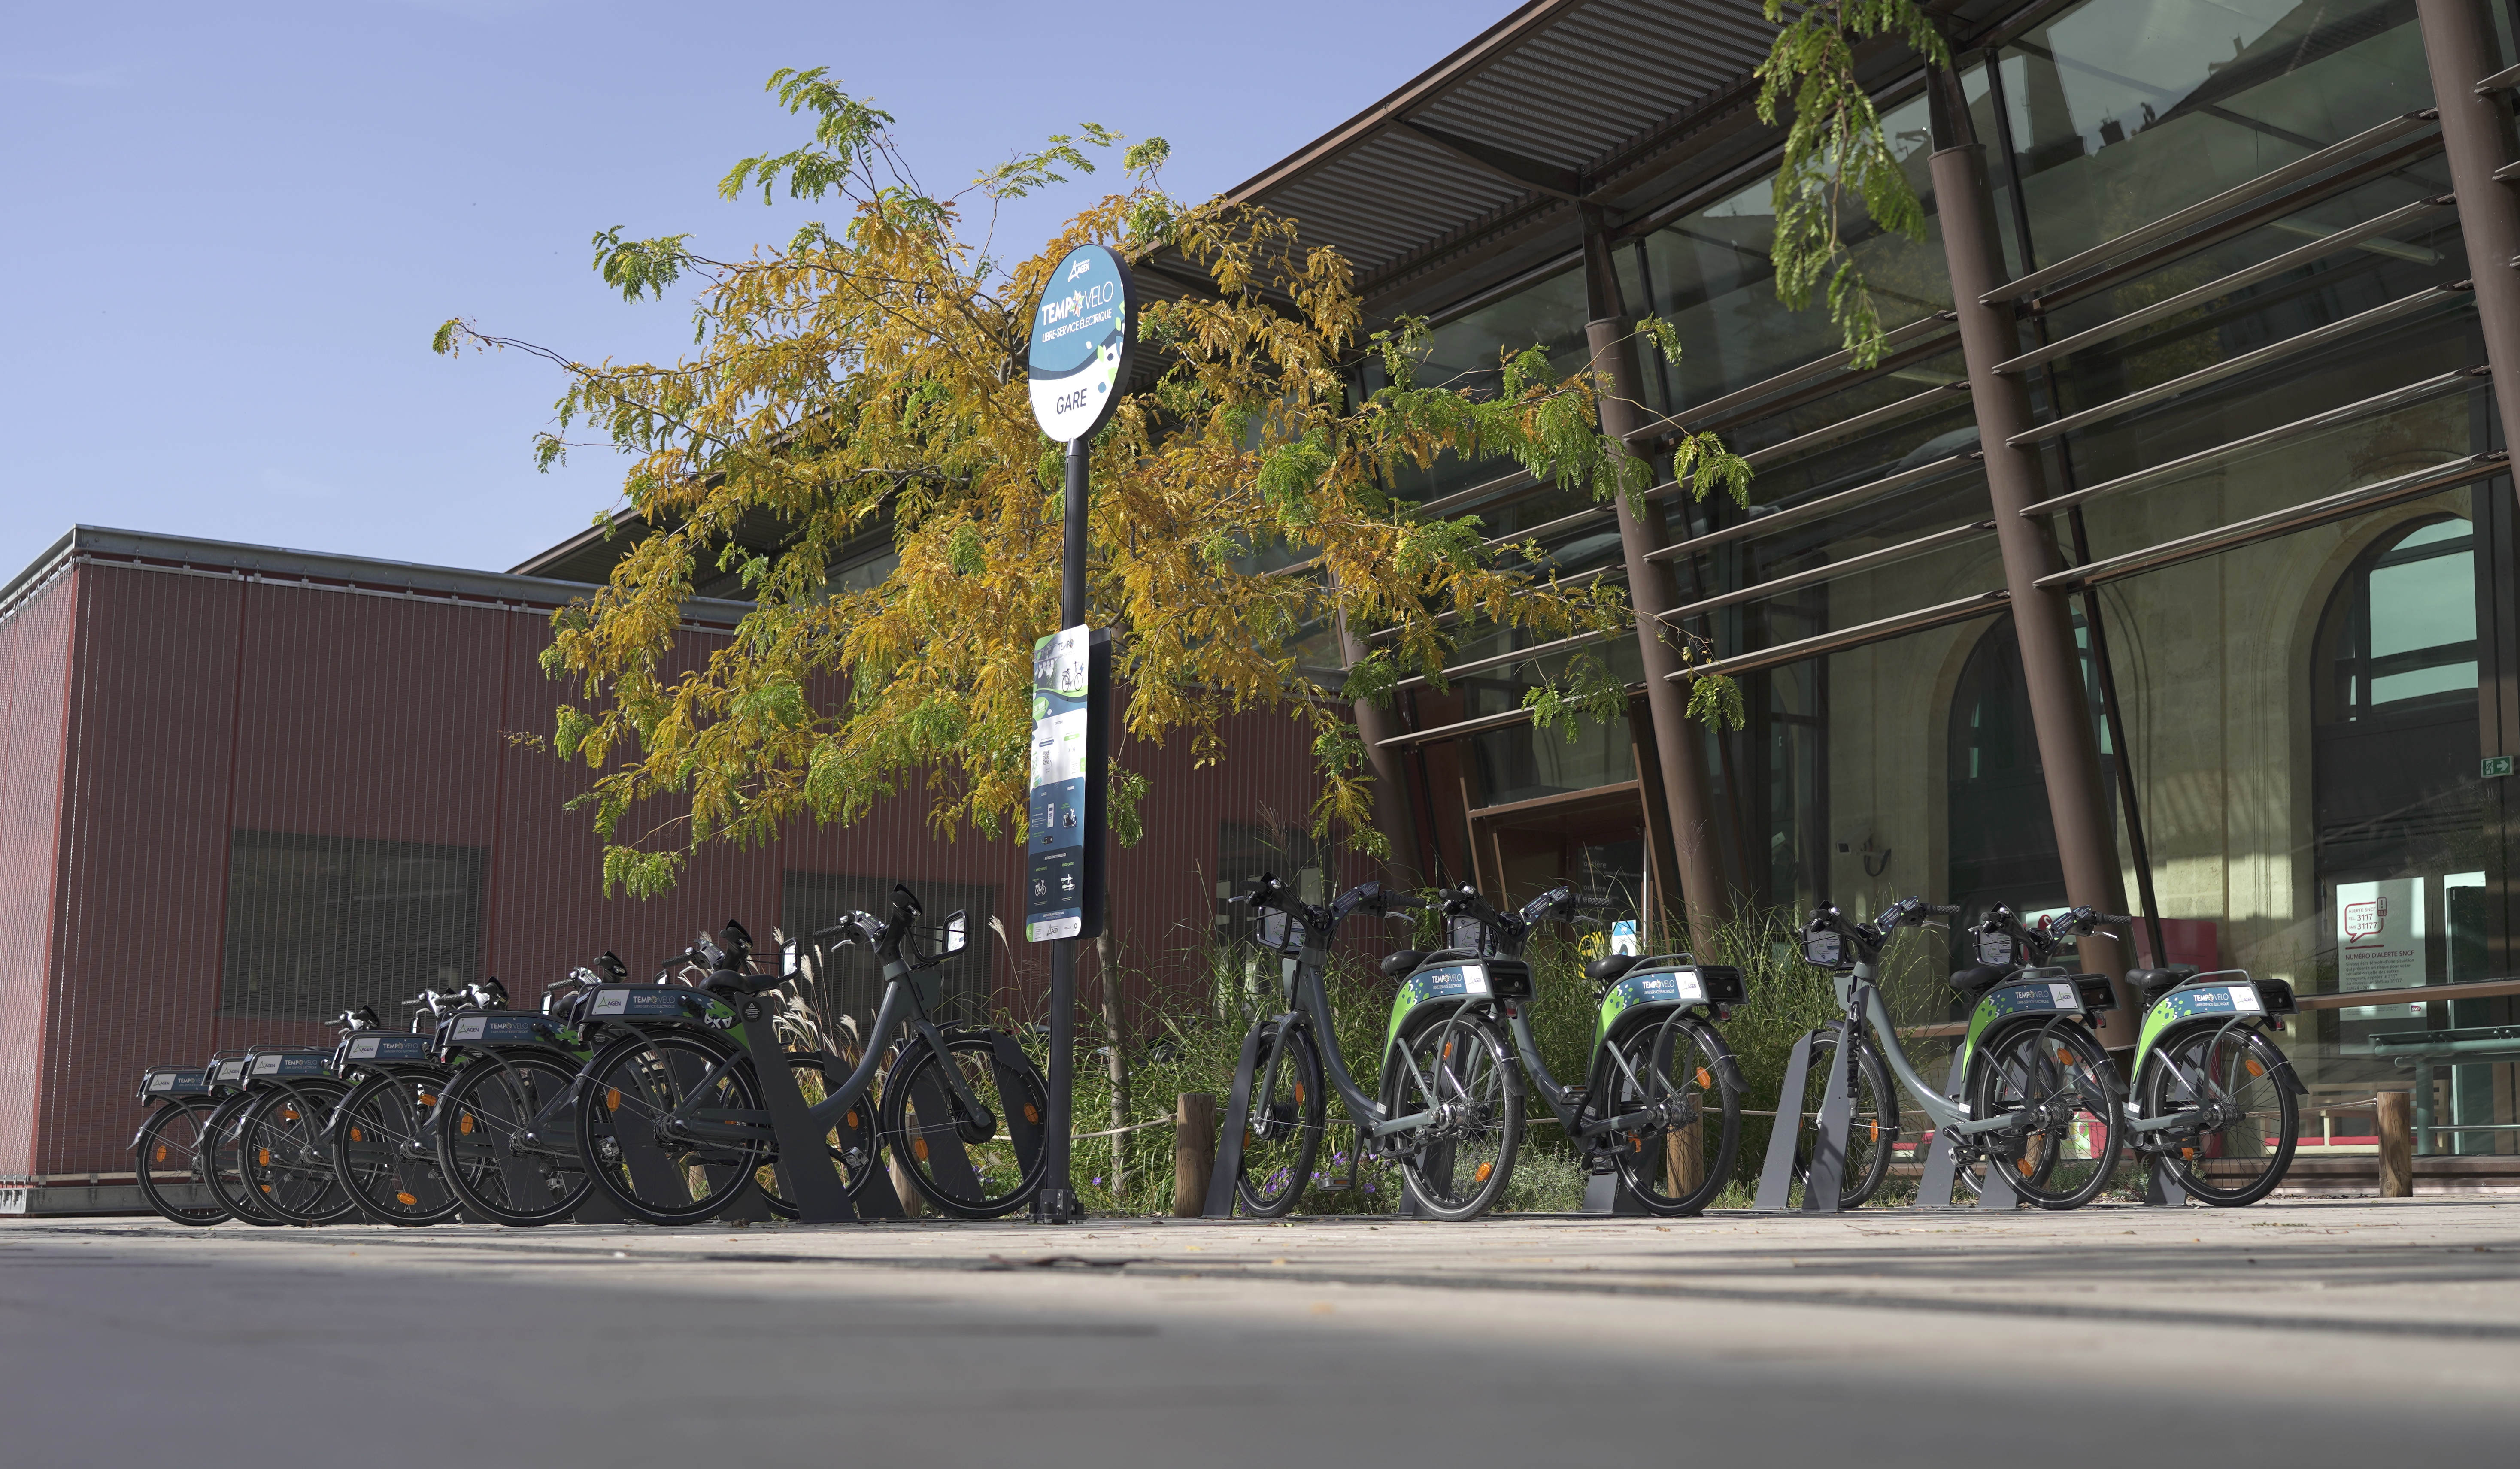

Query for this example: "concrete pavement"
[3,1196,2513,1466]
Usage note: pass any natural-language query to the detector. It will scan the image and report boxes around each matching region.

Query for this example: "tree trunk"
[1098,930,1128,1202]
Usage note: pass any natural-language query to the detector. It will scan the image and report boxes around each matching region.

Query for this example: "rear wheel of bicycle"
[577,1031,768,1226]
[1608,1015,1741,1216]
[134,1099,225,1226]
[440,1051,596,1226]
[1792,1028,1897,1207]
[1234,1019,1325,1219]
[237,1081,359,1224]
[2142,1027,2297,1206]
[1968,1022,2125,1210]
[333,1070,461,1226]
[881,1032,1048,1219]
[755,1052,881,1218]
[1230,1023,1330,1219]
[201,1094,284,1226]
[1383,1010,1522,1221]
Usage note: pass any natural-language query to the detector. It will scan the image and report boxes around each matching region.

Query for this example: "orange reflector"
[418,1093,436,1106]
[395,1192,419,1207]
[1474,1161,1493,1183]
[2244,1057,2265,1078]
[458,1113,475,1136]
[257,1149,270,1166]
[1695,1067,1713,1089]
[913,1138,930,1163]
[1023,1104,1040,1124]
[1295,1084,1307,1104]
[2017,1157,2035,1177]
[281,1109,299,1124]
[1868,1120,1880,1144]
[349,1127,364,1143]
[606,1087,621,1113]
[845,1110,859,1130]
[154,1145,169,1163]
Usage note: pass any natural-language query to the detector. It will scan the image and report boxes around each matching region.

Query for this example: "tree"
[436,67,1748,896]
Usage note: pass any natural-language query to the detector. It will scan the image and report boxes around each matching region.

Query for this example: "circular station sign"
[1028,242,1136,443]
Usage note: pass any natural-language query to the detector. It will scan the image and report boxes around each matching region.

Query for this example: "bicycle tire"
[200,1093,284,1226]
[1233,1018,1325,1219]
[237,1080,360,1224]
[755,1051,882,1218]
[133,1099,225,1226]
[2143,1027,2297,1206]
[436,1049,596,1226]
[333,1069,462,1227]
[576,1030,769,1226]
[879,1031,1047,1219]
[1383,1010,1522,1221]
[1608,1015,1741,1216]
[1967,1022,2125,1210]
[1791,1028,1897,1208]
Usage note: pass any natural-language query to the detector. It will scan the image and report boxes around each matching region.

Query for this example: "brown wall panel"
[0,573,76,1178]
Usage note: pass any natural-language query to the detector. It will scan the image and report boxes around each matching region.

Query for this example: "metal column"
[1929,85,2138,1042]
[2420,0,2520,458]
[1582,216,1734,949]
[1337,592,1425,890]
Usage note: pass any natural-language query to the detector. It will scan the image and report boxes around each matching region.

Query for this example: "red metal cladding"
[6,560,1388,1179]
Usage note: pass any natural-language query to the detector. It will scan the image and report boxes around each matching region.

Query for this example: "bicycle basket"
[1803,932,1847,968]
[1974,929,2019,967]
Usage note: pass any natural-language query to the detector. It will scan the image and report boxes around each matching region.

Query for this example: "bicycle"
[131,1063,224,1226]
[1790,897,2125,1210]
[573,888,1046,1224]
[428,972,606,1227]
[229,1019,375,1226]
[328,984,496,1226]
[197,1051,285,1227]
[1226,874,1530,1221]
[1428,883,1747,1215]
[2113,956,2305,1205]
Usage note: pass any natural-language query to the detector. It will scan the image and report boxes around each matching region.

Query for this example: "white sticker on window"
[2229,985,2263,1013]
[2049,982,2080,1010]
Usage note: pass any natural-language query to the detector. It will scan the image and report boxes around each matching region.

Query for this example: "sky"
[0,0,1513,583]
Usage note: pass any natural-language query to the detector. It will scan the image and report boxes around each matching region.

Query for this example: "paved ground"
[4,1197,2514,1467]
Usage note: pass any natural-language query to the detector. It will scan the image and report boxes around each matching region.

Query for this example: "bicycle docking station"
[1200,1018,1269,1217]
[731,993,857,1224]
[1753,1026,2017,1214]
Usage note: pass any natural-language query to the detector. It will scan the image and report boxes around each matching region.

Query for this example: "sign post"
[1024,242,1134,1224]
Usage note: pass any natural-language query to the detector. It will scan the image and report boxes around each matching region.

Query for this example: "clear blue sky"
[1,0,1509,582]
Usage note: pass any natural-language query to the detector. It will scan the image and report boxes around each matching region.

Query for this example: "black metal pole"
[1034,437,1090,1224]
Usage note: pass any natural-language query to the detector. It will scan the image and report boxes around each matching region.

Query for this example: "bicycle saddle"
[1378,950,1425,978]
[1586,954,1642,984]
[2125,966,2199,1002]
[1947,963,2014,996]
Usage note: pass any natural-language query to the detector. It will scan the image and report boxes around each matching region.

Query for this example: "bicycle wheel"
[2142,1027,2297,1206]
[1383,1010,1522,1221]
[1233,1019,1325,1219]
[237,1081,359,1224]
[1791,1027,1897,1208]
[755,1051,881,1218]
[576,1031,768,1226]
[440,1050,597,1226]
[1607,1015,1741,1216]
[200,1094,283,1226]
[333,1070,461,1226]
[134,1099,225,1226]
[880,1031,1048,1219]
[1967,1022,2125,1210]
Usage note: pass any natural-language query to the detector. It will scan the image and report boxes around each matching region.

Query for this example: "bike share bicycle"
[570,888,1048,1224]
[425,971,614,1226]
[1428,883,1747,1215]
[1205,874,1532,1221]
[326,981,504,1226]
[195,1051,285,1226]
[1760,897,2125,1212]
[2113,957,2304,1205]
[131,1062,224,1225]
[223,1012,385,1226]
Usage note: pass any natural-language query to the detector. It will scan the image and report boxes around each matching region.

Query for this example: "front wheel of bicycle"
[2141,1027,2297,1206]
[1234,1019,1325,1219]
[237,1081,360,1224]
[1608,1015,1742,1216]
[755,1051,882,1218]
[1792,1027,1897,1208]
[134,1099,225,1226]
[1968,1022,2125,1210]
[576,1031,768,1227]
[1383,1010,1522,1221]
[441,1051,596,1226]
[880,1032,1047,1219]
[201,1094,284,1227]
[333,1069,461,1226]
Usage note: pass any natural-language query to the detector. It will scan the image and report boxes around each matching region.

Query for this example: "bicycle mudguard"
[1591,963,1743,1054]
[2132,977,2299,1080]
[1958,976,2092,1074]
[1383,962,1497,1055]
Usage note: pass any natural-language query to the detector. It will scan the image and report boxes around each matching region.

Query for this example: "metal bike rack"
[730,994,856,1224]
[1200,1021,1269,1217]
[1753,1027,2017,1214]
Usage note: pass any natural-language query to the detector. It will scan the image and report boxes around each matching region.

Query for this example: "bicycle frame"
[1826,937,2098,1142]
[2123,969,2305,1139]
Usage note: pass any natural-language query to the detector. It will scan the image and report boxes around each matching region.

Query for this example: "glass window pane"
[2368,552,2475,659]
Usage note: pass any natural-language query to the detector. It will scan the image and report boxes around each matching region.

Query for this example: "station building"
[6,0,2519,1208]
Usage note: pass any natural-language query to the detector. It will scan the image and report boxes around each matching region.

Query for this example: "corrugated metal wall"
[9,557,1361,1178]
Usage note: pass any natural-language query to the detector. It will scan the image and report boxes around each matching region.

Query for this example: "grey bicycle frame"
[2123,968,2293,1136]
[1259,936,1465,1143]
[1835,954,2075,1139]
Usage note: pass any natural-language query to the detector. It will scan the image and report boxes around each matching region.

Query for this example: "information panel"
[1025,625,1108,941]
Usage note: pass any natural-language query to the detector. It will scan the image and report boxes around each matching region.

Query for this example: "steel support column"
[1582,215,1732,948]
[2420,0,2520,457]
[1337,591,1425,890]
[1929,99,2138,1044]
